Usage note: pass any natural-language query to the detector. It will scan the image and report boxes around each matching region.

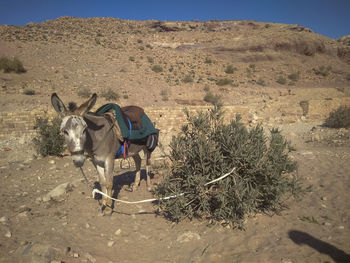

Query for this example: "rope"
[91,167,236,204]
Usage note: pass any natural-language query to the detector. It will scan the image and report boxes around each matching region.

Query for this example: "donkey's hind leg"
[145,150,152,191]
[131,153,142,191]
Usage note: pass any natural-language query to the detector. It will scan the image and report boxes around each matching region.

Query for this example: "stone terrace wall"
[1,98,349,158]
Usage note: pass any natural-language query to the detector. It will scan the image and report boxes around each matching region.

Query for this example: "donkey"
[51,93,153,214]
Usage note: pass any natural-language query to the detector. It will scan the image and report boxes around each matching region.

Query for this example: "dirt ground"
[0,121,349,263]
[0,17,350,263]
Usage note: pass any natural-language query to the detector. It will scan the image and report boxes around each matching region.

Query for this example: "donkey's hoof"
[101,205,113,216]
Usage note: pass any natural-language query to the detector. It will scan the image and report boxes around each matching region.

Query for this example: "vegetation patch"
[224,65,237,74]
[0,56,26,73]
[154,105,303,228]
[152,65,163,73]
[276,76,287,85]
[324,106,350,128]
[101,89,119,101]
[216,78,233,86]
[314,65,331,77]
[33,117,65,157]
[203,91,222,105]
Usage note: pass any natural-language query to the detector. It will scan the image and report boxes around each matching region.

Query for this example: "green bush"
[324,106,350,128]
[78,87,91,98]
[224,65,237,74]
[102,89,119,101]
[182,75,194,83]
[288,72,300,82]
[204,91,222,105]
[0,56,26,73]
[154,105,301,227]
[314,65,331,77]
[216,78,233,86]
[276,76,287,85]
[152,65,163,73]
[33,117,65,157]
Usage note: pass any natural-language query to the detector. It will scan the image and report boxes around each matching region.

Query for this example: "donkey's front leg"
[95,158,114,215]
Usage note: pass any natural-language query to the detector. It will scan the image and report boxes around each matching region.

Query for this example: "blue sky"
[1,0,349,39]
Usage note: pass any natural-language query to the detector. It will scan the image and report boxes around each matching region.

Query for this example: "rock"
[311,134,321,142]
[85,223,90,228]
[0,216,9,225]
[42,182,74,202]
[5,230,12,238]
[321,196,327,201]
[17,205,31,213]
[114,229,122,236]
[176,231,201,243]
[49,160,56,164]
[107,241,115,247]
[338,225,345,230]
[73,253,79,258]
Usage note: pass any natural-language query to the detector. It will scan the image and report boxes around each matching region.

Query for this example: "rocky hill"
[0,17,349,109]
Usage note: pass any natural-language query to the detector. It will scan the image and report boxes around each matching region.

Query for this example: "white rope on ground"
[91,167,236,204]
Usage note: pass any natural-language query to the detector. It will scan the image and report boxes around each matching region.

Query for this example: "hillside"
[0,17,350,110]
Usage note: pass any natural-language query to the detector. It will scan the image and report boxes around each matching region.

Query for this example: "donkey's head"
[51,93,97,167]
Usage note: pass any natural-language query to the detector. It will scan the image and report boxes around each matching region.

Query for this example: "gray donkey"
[51,93,153,214]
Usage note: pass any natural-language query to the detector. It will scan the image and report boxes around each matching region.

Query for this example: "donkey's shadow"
[93,168,154,202]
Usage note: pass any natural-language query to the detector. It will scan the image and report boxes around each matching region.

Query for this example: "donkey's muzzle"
[71,151,86,167]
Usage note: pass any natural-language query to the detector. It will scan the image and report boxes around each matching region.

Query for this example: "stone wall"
[1,98,349,158]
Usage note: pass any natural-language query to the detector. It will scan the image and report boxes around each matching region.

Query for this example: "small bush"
[33,117,65,157]
[314,65,331,77]
[102,89,119,101]
[129,56,135,62]
[154,105,301,227]
[152,65,163,73]
[147,56,154,63]
[0,56,26,73]
[257,78,266,86]
[160,89,170,101]
[204,91,222,105]
[288,72,300,82]
[224,65,237,74]
[205,57,213,64]
[78,87,91,98]
[216,78,233,86]
[276,76,287,85]
[182,75,194,83]
[299,100,309,116]
[324,106,350,128]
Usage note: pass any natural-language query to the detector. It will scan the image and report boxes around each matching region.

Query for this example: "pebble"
[338,225,345,230]
[49,160,56,164]
[107,241,115,247]
[176,231,201,243]
[85,223,90,228]
[321,196,327,201]
[114,229,122,236]
[5,230,12,238]
[73,253,79,258]
[0,216,9,224]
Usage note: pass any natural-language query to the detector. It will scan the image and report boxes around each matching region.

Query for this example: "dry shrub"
[33,117,65,157]
[324,106,350,128]
[0,56,26,73]
[154,105,303,228]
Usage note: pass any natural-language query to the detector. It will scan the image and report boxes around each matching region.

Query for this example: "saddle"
[95,103,158,142]
[120,105,144,131]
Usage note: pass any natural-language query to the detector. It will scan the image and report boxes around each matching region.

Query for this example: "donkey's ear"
[51,93,67,116]
[76,93,97,115]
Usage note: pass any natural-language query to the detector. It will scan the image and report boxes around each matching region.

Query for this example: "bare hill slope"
[0,17,350,109]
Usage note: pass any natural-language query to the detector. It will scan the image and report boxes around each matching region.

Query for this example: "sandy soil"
[0,122,349,263]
